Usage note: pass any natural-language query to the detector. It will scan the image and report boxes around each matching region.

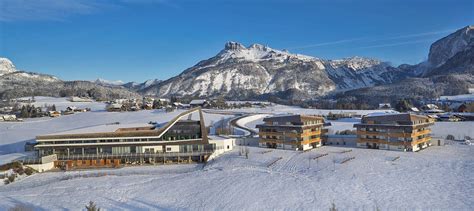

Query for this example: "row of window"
[39,135,201,145]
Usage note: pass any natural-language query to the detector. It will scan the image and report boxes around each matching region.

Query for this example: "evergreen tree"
[85,201,100,211]
[395,99,412,112]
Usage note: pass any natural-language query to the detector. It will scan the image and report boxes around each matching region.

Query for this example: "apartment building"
[354,113,435,151]
[256,115,325,151]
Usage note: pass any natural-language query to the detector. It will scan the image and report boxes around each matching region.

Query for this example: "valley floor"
[0,97,473,210]
[0,144,472,210]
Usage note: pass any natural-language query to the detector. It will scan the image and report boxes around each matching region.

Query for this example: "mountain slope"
[0,58,17,76]
[142,42,410,99]
[338,25,474,105]
[0,58,140,100]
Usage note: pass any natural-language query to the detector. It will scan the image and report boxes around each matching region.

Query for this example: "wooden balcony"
[259,131,321,138]
[357,129,431,138]
[357,136,431,146]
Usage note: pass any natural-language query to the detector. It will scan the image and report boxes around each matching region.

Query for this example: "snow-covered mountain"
[142,42,410,99]
[340,25,474,105]
[123,79,162,91]
[0,58,17,76]
[428,25,474,68]
[0,57,139,100]
[93,78,125,86]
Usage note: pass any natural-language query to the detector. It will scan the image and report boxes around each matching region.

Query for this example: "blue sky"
[1,0,473,82]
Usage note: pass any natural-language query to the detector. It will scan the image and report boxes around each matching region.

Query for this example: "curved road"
[229,115,257,138]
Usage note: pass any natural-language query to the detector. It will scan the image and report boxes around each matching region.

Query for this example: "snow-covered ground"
[439,93,474,101]
[18,96,106,111]
[1,98,473,209]
[228,104,393,116]
[0,144,472,210]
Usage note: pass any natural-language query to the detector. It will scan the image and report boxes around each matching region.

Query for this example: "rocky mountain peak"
[428,25,474,67]
[0,57,17,76]
[329,56,384,70]
[224,41,246,51]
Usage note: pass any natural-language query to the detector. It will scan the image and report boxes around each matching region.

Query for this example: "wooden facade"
[256,115,325,151]
[354,113,435,152]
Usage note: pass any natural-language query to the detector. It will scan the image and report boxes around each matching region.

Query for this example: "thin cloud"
[288,28,453,50]
[0,0,177,22]
[374,29,455,41]
[287,38,365,50]
[357,39,437,49]
[0,0,103,22]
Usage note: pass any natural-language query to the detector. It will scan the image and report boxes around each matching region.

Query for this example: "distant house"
[190,99,207,108]
[1,114,18,121]
[456,103,469,113]
[449,102,464,112]
[422,104,439,110]
[107,103,123,112]
[48,111,61,117]
[157,98,170,103]
[438,114,462,122]
[378,103,391,109]
[73,108,89,112]
[66,106,77,112]
[70,96,93,102]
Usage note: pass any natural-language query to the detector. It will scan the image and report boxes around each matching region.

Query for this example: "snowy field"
[18,96,107,111]
[1,98,473,209]
[0,144,472,210]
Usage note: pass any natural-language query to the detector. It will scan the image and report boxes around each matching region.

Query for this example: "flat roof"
[47,123,154,136]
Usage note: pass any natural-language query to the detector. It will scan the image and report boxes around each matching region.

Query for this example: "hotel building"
[35,108,216,168]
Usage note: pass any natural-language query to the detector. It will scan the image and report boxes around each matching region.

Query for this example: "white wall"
[208,138,236,160]
[164,145,179,152]
[26,162,55,172]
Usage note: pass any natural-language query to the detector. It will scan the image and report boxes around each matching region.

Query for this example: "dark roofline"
[36,107,209,144]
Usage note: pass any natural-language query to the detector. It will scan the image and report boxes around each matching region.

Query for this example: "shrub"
[8,204,34,211]
[15,167,25,175]
[0,161,22,171]
[7,175,15,183]
[446,134,455,140]
[85,201,100,211]
[24,168,34,176]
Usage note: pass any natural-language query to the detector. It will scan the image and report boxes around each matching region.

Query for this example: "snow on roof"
[365,111,400,117]
[46,123,154,136]
[190,99,206,105]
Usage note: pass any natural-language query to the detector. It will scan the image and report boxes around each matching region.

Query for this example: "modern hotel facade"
[256,115,325,151]
[35,108,215,167]
[354,113,435,152]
